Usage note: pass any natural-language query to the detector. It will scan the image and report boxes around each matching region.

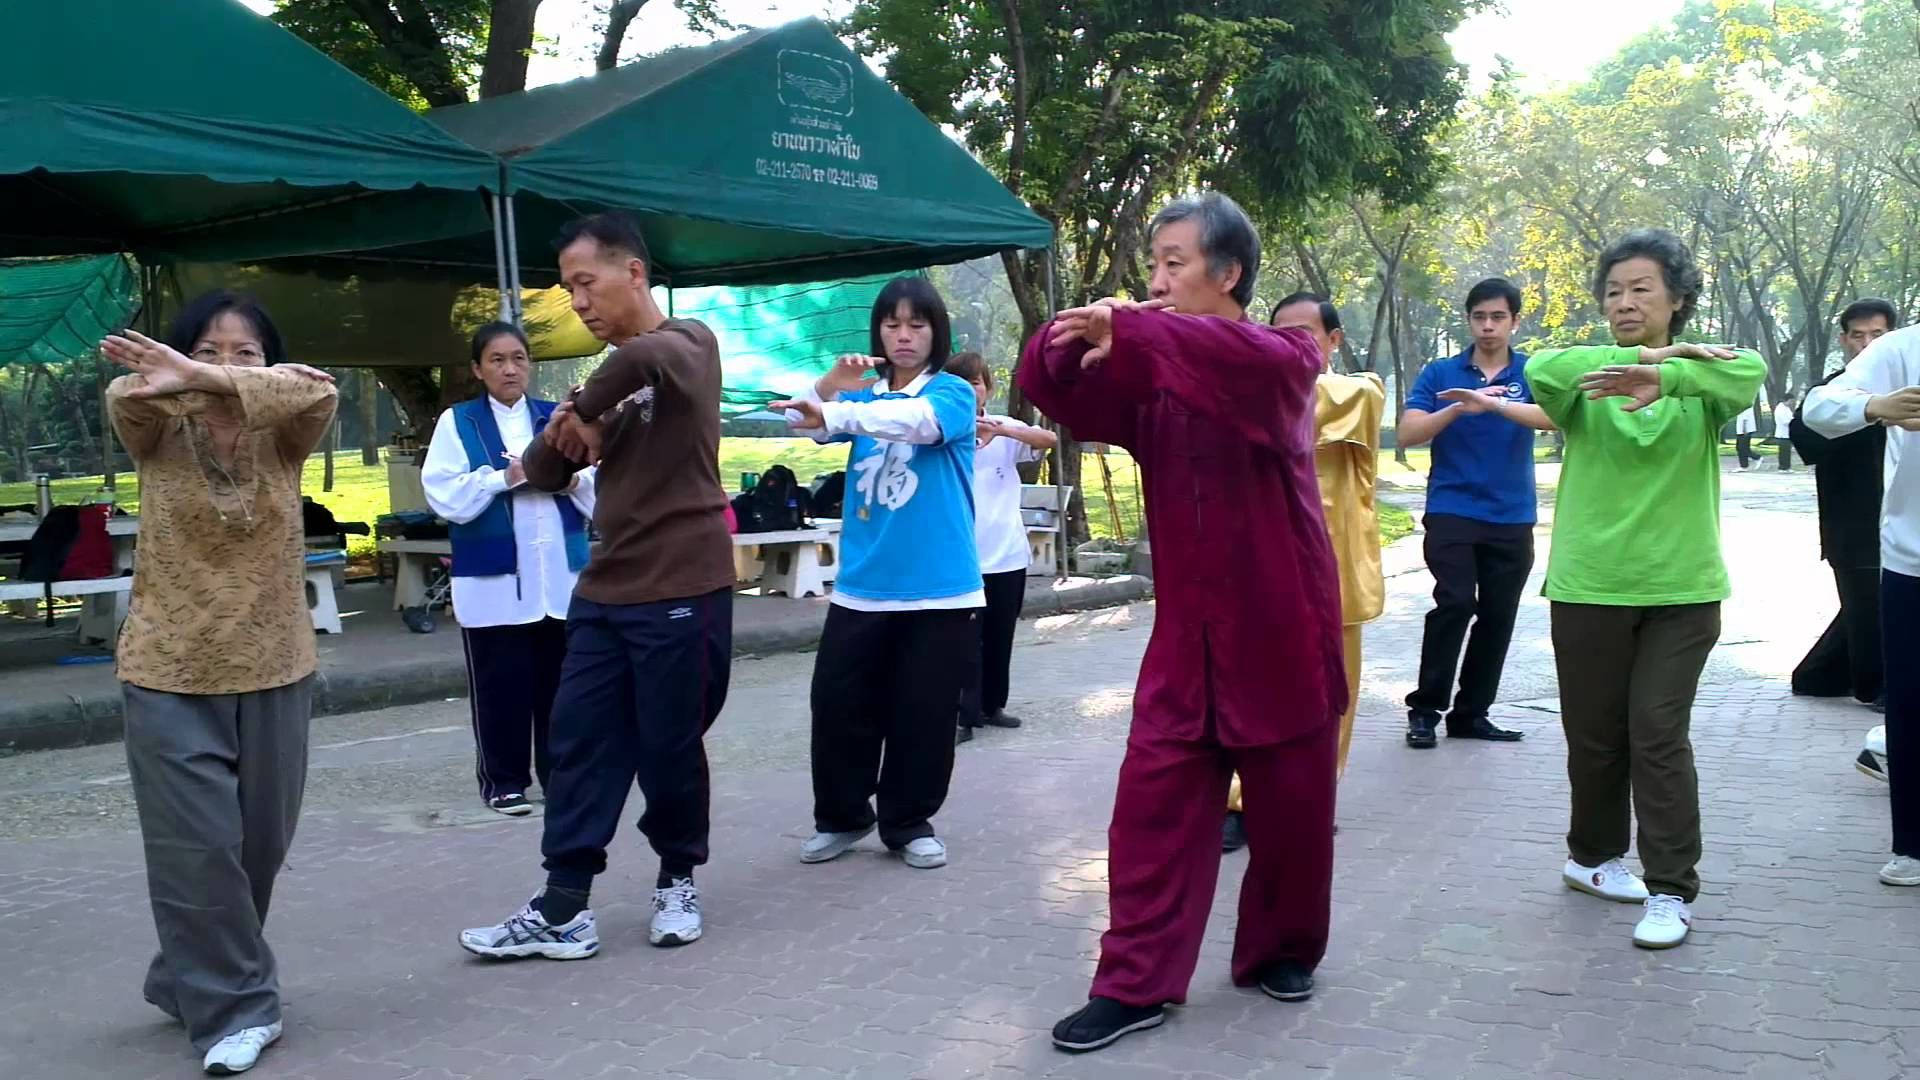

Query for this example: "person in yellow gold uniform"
[1224,292,1384,852]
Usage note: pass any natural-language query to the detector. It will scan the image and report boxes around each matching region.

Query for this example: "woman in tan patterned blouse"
[102,291,337,1076]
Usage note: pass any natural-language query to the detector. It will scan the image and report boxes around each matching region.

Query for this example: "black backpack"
[810,470,845,519]
[730,465,810,533]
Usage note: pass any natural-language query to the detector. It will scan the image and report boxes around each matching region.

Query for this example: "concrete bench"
[377,538,451,611]
[305,552,348,634]
[1026,526,1060,576]
[0,575,134,645]
[733,522,842,599]
[1022,484,1073,576]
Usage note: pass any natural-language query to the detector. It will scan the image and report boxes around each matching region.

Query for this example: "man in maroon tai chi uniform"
[1018,191,1347,1053]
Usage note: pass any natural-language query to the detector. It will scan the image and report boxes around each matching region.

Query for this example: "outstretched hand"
[1577,364,1665,412]
[771,398,825,430]
[101,331,208,397]
[817,354,882,398]
[1049,297,1175,370]
[1436,386,1508,415]
[1867,386,1920,426]
[975,416,1004,449]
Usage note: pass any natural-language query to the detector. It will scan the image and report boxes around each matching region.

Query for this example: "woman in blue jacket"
[775,277,981,870]
[423,322,595,815]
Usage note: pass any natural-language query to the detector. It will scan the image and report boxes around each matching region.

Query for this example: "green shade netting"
[160,261,889,416]
[0,256,139,366]
[668,275,890,414]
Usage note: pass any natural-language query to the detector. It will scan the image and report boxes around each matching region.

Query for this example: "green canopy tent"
[151,17,1051,417]
[273,19,1052,298]
[0,0,502,269]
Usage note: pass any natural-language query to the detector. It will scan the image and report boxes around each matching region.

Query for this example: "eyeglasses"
[191,346,265,364]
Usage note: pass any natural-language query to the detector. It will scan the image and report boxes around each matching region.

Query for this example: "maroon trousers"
[1091,718,1337,1005]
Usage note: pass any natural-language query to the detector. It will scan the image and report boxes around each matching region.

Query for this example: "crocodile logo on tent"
[778,49,854,117]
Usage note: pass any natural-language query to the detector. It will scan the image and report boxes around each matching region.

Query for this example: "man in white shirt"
[1802,324,1920,887]
[423,322,595,816]
[1734,403,1758,469]
[1772,397,1795,471]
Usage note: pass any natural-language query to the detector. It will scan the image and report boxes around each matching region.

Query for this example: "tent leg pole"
[504,194,524,327]
[490,193,510,322]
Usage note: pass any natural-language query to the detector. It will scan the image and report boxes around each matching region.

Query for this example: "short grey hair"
[1593,228,1705,337]
[1149,191,1261,308]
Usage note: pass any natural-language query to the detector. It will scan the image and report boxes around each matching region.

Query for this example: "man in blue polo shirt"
[1397,277,1555,749]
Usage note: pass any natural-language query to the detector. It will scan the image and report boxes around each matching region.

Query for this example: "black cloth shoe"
[979,709,1023,729]
[488,793,533,816]
[1258,963,1315,1002]
[1222,810,1247,853]
[1051,997,1166,1053]
[1446,717,1524,742]
[1406,715,1438,749]
[955,723,974,745]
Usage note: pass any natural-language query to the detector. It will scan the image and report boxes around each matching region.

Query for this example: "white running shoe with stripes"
[460,901,598,960]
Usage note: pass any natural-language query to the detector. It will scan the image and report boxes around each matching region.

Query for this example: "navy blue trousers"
[461,617,567,802]
[540,589,732,892]
[1886,571,1920,857]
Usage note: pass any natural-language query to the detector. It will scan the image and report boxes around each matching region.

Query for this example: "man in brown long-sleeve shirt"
[460,212,735,961]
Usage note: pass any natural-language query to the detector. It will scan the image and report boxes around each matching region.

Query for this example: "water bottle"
[34,475,52,517]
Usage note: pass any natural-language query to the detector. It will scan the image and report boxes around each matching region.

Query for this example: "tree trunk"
[1804,304,1831,389]
[1000,248,1048,483]
[440,363,481,411]
[598,0,648,70]
[1389,296,1409,467]
[381,368,443,441]
[15,367,41,478]
[359,369,382,465]
[96,359,117,490]
[0,376,18,482]
[479,0,544,99]
[60,371,96,481]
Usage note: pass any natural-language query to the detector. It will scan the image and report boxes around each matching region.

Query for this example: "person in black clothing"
[1789,298,1898,709]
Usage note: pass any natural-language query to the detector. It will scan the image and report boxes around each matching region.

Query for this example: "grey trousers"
[123,677,312,1051]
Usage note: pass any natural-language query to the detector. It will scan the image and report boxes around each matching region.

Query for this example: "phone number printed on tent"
[754,158,880,191]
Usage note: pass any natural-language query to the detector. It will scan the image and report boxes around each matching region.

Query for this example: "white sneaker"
[1563,858,1650,903]
[650,878,702,946]
[1859,726,1889,784]
[459,901,599,960]
[1632,894,1692,949]
[900,836,947,869]
[1878,856,1920,886]
[800,825,875,864]
[203,1022,282,1075]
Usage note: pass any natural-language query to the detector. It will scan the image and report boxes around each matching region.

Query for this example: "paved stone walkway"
[4,462,1915,1079]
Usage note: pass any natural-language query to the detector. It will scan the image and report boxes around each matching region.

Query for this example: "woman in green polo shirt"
[1526,228,1766,951]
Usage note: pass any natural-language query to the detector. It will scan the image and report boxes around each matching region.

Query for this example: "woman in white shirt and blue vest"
[423,322,595,816]
[775,277,981,871]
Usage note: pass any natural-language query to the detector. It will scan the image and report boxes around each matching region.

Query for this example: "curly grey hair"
[1593,227,1705,338]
